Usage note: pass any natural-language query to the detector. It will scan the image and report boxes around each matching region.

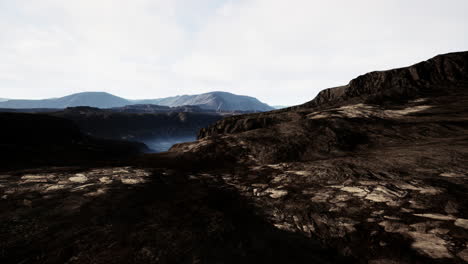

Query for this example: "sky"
[0,0,467,105]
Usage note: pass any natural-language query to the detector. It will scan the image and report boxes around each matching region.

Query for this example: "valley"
[0,93,271,153]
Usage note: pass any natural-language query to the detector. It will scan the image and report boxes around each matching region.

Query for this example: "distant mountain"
[135,92,274,112]
[0,98,9,102]
[0,92,129,109]
[0,91,274,112]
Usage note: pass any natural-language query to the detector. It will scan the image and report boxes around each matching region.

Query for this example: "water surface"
[142,136,196,153]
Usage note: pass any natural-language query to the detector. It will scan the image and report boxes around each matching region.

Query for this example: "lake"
[142,136,196,153]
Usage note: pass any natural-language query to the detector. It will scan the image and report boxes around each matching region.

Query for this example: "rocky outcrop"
[301,51,468,109]
[198,115,281,138]
[166,51,468,262]
[197,51,468,139]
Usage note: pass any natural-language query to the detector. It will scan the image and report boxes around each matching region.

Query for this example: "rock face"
[197,51,468,139]
[300,51,468,109]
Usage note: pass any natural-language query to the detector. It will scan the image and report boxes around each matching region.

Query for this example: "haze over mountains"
[136,92,273,112]
[0,91,274,112]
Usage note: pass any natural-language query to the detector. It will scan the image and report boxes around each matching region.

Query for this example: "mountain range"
[135,92,273,111]
[0,91,274,112]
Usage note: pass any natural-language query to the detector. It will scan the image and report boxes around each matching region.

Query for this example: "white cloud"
[0,0,467,105]
[171,0,468,104]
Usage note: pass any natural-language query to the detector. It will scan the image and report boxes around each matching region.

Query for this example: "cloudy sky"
[1,0,467,105]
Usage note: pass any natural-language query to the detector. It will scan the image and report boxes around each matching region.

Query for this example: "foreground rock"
[0,166,349,263]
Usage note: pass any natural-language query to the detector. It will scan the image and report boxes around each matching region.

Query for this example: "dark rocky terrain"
[172,51,468,263]
[1,51,467,264]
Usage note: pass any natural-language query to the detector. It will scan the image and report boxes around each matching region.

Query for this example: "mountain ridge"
[0,92,129,109]
[299,51,468,110]
[0,91,274,112]
[135,91,274,112]
[196,51,468,138]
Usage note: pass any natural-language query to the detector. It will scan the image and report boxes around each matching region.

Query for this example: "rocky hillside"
[169,51,468,263]
[300,51,468,109]
[197,51,468,139]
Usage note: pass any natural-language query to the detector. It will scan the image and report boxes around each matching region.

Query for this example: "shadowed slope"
[0,112,146,170]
